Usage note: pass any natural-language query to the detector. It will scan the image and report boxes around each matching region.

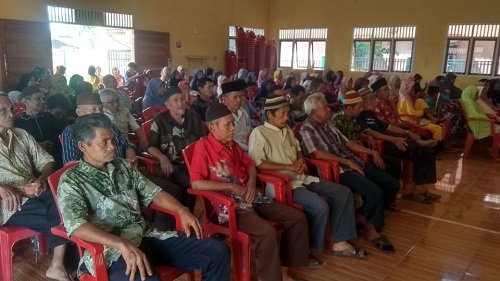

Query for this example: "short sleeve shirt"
[375,98,401,124]
[356,111,390,134]
[58,159,176,276]
[148,109,205,167]
[104,108,141,139]
[189,134,271,224]
[331,111,362,141]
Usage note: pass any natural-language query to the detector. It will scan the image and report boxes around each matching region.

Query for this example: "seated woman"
[397,77,443,141]
[142,78,166,110]
[425,85,466,138]
[14,87,64,168]
[273,70,284,86]
[476,85,500,122]
[461,86,500,139]
[85,65,100,93]
[50,74,73,96]
[388,75,401,105]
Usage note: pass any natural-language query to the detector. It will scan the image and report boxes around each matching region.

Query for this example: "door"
[134,30,169,78]
[0,19,53,92]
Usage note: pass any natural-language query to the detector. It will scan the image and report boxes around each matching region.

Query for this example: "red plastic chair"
[48,163,195,281]
[373,139,414,191]
[183,142,286,281]
[13,102,23,117]
[0,227,48,281]
[461,103,500,160]
[142,106,166,122]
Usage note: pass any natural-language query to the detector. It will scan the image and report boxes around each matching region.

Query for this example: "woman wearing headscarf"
[273,70,284,86]
[388,75,401,105]
[474,86,500,122]
[444,73,462,99]
[246,72,257,86]
[337,76,353,103]
[160,66,171,83]
[34,67,53,95]
[397,77,443,141]
[413,74,427,95]
[142,78,166,110]
[216,75,228,97]
[190,69,204,91]
[257,69,268,88]
[237,68,248,81]
[461,86,500,139]
[204,67,214,79]
[169,69,182,87]
[254,79,273,105]
[68,74,84,94]
[132,74,150,100]
[50,74,73,96]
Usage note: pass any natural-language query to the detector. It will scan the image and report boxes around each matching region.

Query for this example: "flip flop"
[333,245,369,259]
[403,193,432,204]
[370,236,395,253]
[425,191,442,200]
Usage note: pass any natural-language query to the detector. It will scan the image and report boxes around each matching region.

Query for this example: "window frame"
[278,28,327,70]
[352,38,414,73]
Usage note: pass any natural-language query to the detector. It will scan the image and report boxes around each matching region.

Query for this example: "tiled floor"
[11,144,500,280]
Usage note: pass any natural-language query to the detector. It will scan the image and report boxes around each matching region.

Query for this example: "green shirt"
[58,158,177,276]
[331,111,362,140]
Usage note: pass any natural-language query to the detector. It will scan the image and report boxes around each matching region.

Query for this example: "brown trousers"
[237,201,309,281]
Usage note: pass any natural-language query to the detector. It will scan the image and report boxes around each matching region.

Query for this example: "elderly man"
[99,88,146,151]
[299,93,400,253]
[61,92,136,165]
[148,86,205,211]
[356,87,441,203]
[190,77,216,121]
[102,74,134,111]
[248,96,367,259]
[190,103,309,281]
[57,114,230,281]
[288,85,308,127]
[14,86,64,167]
[220,80,251,151]
[0,94,72,281]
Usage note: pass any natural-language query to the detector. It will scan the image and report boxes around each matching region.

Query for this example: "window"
[278,28,327,69]
[444,24,500,76]
[228,26,264,52]
[351,26,416,73]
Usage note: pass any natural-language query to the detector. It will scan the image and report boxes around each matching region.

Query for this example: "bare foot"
[46,266,71,281]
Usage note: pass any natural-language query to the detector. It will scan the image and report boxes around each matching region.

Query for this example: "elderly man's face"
[267,106,289,129]
[0,96,15,131]
[361,92,376,112]
[223,91,243,112]
[79,127,116,164]
[311,99,332,123]
[209,114,235,143]
[24,92,46,114]
[76,104,104,116]
[166,93,186,116]
[101,94,120,113]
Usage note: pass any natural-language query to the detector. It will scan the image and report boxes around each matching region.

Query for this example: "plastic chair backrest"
[292,122,304,139]
[142,119,153,141]
[142,106,166,122]
[47,162,79,223]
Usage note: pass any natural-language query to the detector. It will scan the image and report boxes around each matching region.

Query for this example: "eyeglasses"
[103,99,119,104]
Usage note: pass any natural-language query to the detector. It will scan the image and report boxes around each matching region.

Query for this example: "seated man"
[220,80,251,151]
[299,93,400,253]
[99,88,146,151]
[102,74,134,112]
[14,86,64,168]
[190,103,310,281]
[248,96,367,258]
[356,87,441,203]
[288,85,308,127]
[148,86,206,211]
[190,77,215,122]
[57,114,230,281]
[0,94,72,281]
[332,91,402,182]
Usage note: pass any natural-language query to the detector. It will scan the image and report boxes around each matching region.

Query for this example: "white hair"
[99,88,117,101]
[304,93,326,116]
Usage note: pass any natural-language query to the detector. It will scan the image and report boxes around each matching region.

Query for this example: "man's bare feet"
[46,266,72,281]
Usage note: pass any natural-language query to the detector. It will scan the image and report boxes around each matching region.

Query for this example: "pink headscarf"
[257,70,268,87]
[399,77,416,101]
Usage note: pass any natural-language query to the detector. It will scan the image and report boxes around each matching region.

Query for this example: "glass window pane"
[312,41,326,69]
[279,41,293,67]
[470,40,495,75]
[294,41,309,69]
[393,41,413,72]
[229,39,236,52]
[229,26,236,37]
[445,39,469,74]
[351,41,370,72]
[372,41,391,71]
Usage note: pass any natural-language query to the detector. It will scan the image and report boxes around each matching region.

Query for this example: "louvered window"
[278,28,327,69]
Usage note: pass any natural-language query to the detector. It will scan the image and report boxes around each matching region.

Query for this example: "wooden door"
[134,30,169,78]
[0,19,53,92]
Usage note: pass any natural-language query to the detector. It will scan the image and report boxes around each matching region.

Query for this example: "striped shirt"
[299,118,364,174]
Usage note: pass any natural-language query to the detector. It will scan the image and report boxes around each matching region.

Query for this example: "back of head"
[103,75,117,88]
[88,65,96,76]
[75,81,93,96]
[46,93,71,110]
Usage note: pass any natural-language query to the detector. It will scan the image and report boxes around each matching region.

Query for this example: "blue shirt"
[61,124,131,164]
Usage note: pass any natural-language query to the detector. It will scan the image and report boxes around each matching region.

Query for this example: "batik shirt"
[148,109,205,168]
[189,134,271,224]
[331,111,362,140]
[0,128,54,225]
[374,98,401,124]
[58,159,177,276]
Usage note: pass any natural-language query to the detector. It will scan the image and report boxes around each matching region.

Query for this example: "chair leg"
[37,234,48,255]
[0,232,14,281]
[492,135,500,161]
[464,133,475,159]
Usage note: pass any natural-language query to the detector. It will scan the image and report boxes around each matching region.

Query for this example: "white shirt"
[232,108,251,152]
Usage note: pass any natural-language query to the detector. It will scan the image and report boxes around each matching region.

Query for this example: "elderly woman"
[14,87,64,167]
[273,70,284,86]
[50,74,73,96]
[461,86,500,139]
[338,76,353,103]
[142,78,166,110]
[190,69,204,91]
[397,77,443,141]
[388,75,401,105]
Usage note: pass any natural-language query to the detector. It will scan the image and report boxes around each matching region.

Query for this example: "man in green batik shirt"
[57,113,230,281]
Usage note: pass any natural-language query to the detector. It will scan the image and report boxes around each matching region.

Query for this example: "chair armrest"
[256,171,301,210]
[354,152,370,162]
[468,118,496,134]
[149,203,183,232]
[187,189,236,208]
[304,158,331,181]
[137,155,157,175]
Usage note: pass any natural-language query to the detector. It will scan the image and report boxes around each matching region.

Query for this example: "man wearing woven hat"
[357,87,441,204]
[220,80,252,151]
[147,86,205,212]
[248,95,368,259]
[299,93,399,254]
[190,103,310,281]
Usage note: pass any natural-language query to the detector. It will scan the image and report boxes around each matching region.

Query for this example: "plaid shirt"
[299,118,364,174]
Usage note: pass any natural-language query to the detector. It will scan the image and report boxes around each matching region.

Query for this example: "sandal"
[306,253,324,269]
[425,191,441,200]
[370,236,395,253]
[333,245,369,259]
[403,193,432,204]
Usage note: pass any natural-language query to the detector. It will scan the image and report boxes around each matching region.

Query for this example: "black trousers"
[383,139,437,185]
[145,175,183,231]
